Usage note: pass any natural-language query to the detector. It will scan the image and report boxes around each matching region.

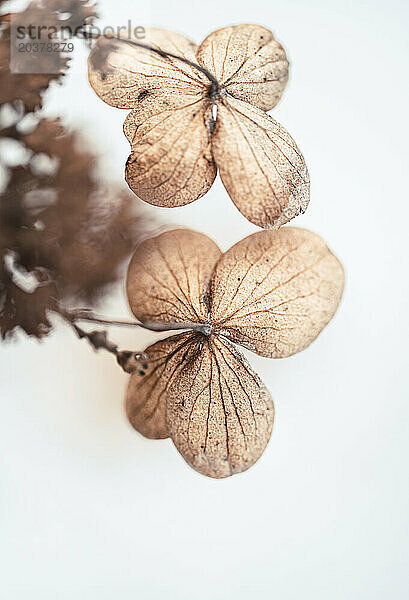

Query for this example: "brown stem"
[52,304,211,374]
[54,306,148,375]
[67,309,211,335]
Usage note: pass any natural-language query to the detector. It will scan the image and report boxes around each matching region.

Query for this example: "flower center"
[207,81,221,100]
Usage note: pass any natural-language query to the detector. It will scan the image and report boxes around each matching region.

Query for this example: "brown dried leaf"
[209,228,344,358]
[0,278,55,339]
[166,335,274,478]
[212,95,310,228]
[197,24,289,111]
[126,229,222,324]
[126,332,195,439]
[88,28,206,109]
[124,93,216,207]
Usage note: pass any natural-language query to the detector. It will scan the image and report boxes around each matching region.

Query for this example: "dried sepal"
[196,24,289,111]
[124,93,216,207]
[166,335,274,478]
[126,229,222,324]
[212,96,310,228]
[126,332,195,439]
[88,24,309,229]
[88,28,205,109]
[209,228,344,358]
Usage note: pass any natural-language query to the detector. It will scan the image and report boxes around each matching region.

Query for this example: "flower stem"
[52,304,210,373]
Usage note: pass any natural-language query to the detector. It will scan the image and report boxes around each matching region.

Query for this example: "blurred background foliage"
[0,0,147,339]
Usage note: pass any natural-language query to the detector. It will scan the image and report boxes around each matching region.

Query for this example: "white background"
[1,0,408,598]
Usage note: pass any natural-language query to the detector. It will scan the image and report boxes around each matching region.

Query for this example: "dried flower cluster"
[125,228,344,477]
[0,2,147,340]
[1,119,146,339]
[88,25,309,228]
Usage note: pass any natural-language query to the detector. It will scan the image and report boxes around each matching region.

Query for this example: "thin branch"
[63,308,212,335]
[52,304,211,374]
[55,307,148,375]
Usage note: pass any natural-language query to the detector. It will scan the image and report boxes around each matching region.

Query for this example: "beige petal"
[196,24,289,111]
[166,335,274,478]
[88,27,206,109]
[124,92,217,207]
[126,332,196,439]
[209,227,344,358]
[212,95,310,228]
[126,229,222,325]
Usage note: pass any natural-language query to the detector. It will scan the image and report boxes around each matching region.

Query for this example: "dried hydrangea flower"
[125,227,344,478]
[88,25,310,228]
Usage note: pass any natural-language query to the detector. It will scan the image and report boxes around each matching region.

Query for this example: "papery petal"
[126,229,222,324]
[166,335,274,478]
[209,227,344,358]
[126,332,197,439]
[124,92,216,206]
[196,24,288,111]
[88,28,206,109]
[212,95,310,228]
